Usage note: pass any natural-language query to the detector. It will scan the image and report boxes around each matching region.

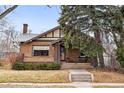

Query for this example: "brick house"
[17,24,92,68]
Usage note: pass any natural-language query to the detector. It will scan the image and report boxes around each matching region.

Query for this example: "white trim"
[37,38,60,40]
[33,46,49,50]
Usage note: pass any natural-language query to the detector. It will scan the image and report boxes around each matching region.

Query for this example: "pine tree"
[59,5,107,68]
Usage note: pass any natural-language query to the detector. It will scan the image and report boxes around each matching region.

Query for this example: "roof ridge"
[23,26,60,44]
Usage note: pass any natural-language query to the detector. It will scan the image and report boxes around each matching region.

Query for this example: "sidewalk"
[0,82,92,88]
[0,82,124,88]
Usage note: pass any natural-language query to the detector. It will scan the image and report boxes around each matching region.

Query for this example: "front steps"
[69,70,93,82]
[61,63,93,69]
[71,74,92,82]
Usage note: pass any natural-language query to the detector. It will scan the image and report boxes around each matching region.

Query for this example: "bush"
[36,64,46,70]
[12,62,25,70]
[116,47,124,68]
[12,62,61,70]
[23,63,35,70]
[46,63,61,70]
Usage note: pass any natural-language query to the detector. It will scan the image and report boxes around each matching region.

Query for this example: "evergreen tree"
[59,5,124,68]
[59,5,106,68]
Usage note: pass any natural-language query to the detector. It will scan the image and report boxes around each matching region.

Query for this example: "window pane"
[33,50,49,56]
[33,46,49,56]
[43,50,48,56]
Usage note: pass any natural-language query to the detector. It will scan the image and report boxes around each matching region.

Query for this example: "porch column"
[57,43,60,63]
[54,43,60,63]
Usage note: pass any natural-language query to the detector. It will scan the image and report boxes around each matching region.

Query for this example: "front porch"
[51,38,95,69]
[52,39,93,64]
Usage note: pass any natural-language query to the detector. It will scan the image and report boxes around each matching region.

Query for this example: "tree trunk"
[94,30,105,68]
[91,56,98,67]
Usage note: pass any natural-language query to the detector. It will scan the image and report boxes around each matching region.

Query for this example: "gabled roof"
[23,26,60,44]
[51,37,64,45]
[17,26,60,43]
[16,33,39,42]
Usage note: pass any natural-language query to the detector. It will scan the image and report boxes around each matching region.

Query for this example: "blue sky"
[6,5,60,34]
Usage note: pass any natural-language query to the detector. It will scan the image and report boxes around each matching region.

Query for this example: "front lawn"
[89,69,124,83]
[0,84,74,88]
[0,70,69,83]
[94,86,124,88]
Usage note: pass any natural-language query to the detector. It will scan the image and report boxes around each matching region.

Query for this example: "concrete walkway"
[69,69,93,87]
[69,69,93,85]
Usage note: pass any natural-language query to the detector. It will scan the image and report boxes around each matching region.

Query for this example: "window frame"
[32,45,49,56]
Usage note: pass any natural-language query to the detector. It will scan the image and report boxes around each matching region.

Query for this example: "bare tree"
[0,5,18,20]
[0,20,19,53]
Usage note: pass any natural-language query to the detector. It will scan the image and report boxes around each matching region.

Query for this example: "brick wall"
[20,41,55,62]
[66,48,80,62]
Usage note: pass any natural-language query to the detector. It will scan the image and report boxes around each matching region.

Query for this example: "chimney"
[23,24,28,34]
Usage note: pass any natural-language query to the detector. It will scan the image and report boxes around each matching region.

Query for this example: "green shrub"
[12,62,25,70]
[116,47,124,68]
[12,62,61,70]
[46,63,61,70]
[38,64,48,70]
[24,63,35,70]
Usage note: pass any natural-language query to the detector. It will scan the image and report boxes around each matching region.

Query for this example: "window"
[80,52,85,57]
[33,46,49,56]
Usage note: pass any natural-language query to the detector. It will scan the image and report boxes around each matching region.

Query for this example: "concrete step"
[72,76,91,79]
[71,74,91,77]
[71,74,91,76]
[61,63,93,69]
[71,77,92,80]
[62,63,91,66]
[72,75,91,77]
[70,73,92,82]
[72,78,91,80]
[71,78,92,82]
[71,79,92,82]
[71,78,92,80]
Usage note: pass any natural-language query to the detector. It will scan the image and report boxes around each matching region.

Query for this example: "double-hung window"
[33,46,49,56]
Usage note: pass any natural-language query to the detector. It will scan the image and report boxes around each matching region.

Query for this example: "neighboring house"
[17,24,87,63]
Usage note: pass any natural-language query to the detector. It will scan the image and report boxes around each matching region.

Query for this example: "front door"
[60,46,65,61]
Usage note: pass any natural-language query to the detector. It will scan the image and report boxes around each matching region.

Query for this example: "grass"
[89,69,124,83]
[0,85,75,88]
[0,70,69,83]
[94,86,124,88]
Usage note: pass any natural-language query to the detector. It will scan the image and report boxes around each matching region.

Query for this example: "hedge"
[12,62,61,70]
